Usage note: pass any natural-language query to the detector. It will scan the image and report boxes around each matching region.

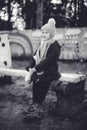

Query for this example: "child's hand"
[29,68,36,74]
[25,68,36,83]
[25,72,32,84]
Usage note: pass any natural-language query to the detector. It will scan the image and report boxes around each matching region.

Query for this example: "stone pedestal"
[52,73,86,117]
[0,34,12,84]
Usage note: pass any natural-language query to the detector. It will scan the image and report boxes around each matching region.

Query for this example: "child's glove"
[25,72,32,84]
[25,68,36,84]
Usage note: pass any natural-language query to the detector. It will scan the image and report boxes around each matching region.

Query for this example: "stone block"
[52,73,86,117]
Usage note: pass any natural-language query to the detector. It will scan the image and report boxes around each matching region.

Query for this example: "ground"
[0,60,87,130]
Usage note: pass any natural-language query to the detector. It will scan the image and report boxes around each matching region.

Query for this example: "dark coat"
[26,41,61,82]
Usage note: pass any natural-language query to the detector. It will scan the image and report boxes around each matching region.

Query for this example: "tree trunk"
[7,0,12,30]
[36,0,44,29]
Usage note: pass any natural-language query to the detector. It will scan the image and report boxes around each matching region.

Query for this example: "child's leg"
[33,80,51,104]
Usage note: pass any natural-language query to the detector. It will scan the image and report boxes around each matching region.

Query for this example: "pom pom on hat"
[48,18,56,27]
[41,18,56,37]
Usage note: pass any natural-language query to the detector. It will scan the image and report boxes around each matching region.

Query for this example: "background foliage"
[0,0,87,30]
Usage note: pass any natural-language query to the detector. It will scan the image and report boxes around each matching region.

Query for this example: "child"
[24,18,61,116]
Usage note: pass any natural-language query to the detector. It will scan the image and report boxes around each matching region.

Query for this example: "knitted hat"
[41,18,56,37]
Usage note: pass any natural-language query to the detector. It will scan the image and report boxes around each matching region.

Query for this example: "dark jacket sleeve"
[35,41,61,72]
[26,56,36,71]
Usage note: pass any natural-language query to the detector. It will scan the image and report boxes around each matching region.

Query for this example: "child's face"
[41,30,51,40]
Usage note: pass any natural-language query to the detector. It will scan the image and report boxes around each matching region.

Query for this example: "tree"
[36,0,44,29]
[22,0,37,29]
[7,0,13,30]
[77,0,87,27]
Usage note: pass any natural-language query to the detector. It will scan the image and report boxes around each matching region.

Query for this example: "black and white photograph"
[0,0,87,130]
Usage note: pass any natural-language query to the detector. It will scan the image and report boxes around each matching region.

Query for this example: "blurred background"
[0,0,87,30]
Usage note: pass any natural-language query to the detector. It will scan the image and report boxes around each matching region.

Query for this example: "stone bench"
[52,73,86,117]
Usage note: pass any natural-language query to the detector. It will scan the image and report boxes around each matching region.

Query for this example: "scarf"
[34,38,55,65]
